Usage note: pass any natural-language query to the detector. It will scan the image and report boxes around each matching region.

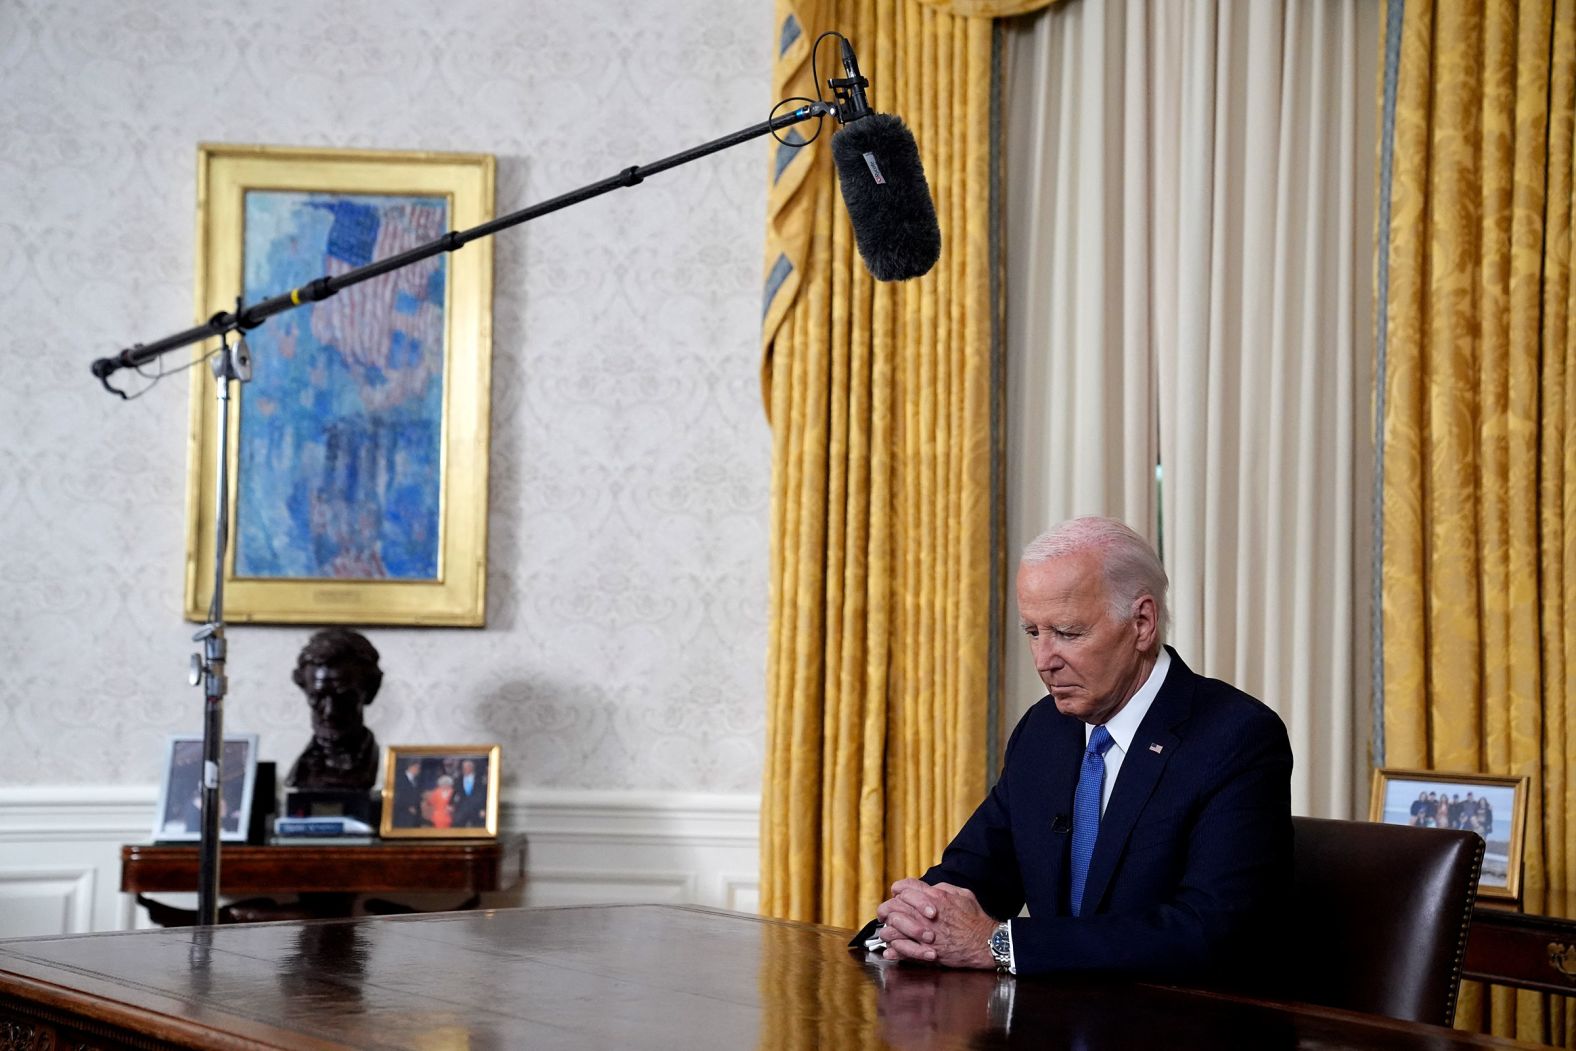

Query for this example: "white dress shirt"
[1086,647,1172,815]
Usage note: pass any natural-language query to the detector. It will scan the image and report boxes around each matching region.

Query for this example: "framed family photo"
[184,143,496,627]
[380,744,500,838]
[152,733,260,843]
[1370,767,1529,901]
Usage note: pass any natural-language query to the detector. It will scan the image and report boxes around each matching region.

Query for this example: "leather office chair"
[1281,815,1483,1026]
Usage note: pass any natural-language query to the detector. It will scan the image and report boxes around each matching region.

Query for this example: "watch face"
[990,925,1011,961]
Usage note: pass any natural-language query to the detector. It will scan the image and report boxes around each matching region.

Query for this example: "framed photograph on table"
[381,744,500,838]
[152,733,260,843]
[184,144,496,626]
[1370,767,1530,902]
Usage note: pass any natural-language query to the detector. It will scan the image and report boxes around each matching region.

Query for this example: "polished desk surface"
[0,905,1557,1051]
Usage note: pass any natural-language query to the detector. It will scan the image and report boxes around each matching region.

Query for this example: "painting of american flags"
[186,144,493,626]
[235,191,448,581]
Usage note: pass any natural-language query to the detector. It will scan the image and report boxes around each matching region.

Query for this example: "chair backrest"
[1283,815,1483,1026]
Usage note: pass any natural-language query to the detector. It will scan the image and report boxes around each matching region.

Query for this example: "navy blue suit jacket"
[922,647,1292,978]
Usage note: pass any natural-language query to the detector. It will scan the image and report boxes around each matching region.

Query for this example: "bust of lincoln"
[285,628,382,791]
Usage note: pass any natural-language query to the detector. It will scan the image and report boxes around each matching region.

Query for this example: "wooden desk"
[0,905,1552,1050]
[1467,891,1576,994]
[120,835,525,924]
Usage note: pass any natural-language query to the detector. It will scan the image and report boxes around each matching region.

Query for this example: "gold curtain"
[1379,0,1575,1043]
[758,0,999,928]
[912,0,1059,17]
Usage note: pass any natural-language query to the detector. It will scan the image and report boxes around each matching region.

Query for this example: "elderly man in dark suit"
[391,757,429,828]
[864,516,1292,979]
[450,758,489,828]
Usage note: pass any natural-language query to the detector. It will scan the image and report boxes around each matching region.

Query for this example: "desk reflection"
[278,919,368,1014]
[870,963,1015,1050]
[865,960,1298,1051]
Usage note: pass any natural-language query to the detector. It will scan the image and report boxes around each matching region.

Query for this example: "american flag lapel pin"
[1149,742,1164,754]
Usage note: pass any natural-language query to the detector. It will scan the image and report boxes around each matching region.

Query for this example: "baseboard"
[0,786,761,937]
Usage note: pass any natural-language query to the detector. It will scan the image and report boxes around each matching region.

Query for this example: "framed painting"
[380,744,501,838]
[1369,767,1530,902]
[184,144,495,625]
[152,733,260,843]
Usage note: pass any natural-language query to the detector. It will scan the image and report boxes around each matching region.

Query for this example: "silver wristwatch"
[988,920,1012,971]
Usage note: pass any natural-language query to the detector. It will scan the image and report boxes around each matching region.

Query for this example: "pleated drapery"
[1003,0,1376,818]
[1377,0,1575,1042]
[1151,0,1371,821]
[758,0,1000,929]
[915,0,1058,17]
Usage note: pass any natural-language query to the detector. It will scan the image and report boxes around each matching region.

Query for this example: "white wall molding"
[522,868,697,907]
[500,788,760,914]
[506,788,761,843]
[0,865,96,938]
[0,786,159,841]
[0,786,760,936]
[719,872,761,914]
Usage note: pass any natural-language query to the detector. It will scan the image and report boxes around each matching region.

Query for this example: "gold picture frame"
[380,744,501,838]
[1369,767,1530,902]
[185,143,495,625]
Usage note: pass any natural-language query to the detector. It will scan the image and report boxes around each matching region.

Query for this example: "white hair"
[1022,516,1169,645]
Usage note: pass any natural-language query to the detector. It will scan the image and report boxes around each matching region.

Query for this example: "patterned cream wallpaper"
[0,0,773,791]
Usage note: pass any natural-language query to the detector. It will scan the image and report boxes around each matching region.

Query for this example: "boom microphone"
[828,40,941,282]
[835,38,873,123]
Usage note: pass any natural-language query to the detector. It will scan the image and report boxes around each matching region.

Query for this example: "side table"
[1465,889,1576,995]
[120,834,525,925]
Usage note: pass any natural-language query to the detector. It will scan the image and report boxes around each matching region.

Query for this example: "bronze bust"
[285,629,383,791]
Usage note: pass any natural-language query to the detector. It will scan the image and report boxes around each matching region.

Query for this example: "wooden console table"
[1466,890,1576,994]
[120,834,525,925]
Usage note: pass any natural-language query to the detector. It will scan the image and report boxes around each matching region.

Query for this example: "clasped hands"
[874,878,998,969]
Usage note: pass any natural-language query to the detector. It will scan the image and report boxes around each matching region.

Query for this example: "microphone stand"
[184,325,250,926]
[90,99,835,926]
[91,101,835,390]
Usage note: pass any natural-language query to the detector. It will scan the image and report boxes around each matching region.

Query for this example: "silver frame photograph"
[152,733,260,843]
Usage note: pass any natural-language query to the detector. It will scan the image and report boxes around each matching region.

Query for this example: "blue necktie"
[1069,725,1115,917]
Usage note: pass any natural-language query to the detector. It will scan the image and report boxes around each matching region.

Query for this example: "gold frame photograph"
[380,744,501,839]
[185,143,495,626]
[1369,767,1529,902]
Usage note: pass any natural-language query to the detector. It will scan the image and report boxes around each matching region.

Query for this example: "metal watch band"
[988,920,1012,971]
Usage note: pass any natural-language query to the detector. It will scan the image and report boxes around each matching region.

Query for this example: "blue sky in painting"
[234,191,447,581]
